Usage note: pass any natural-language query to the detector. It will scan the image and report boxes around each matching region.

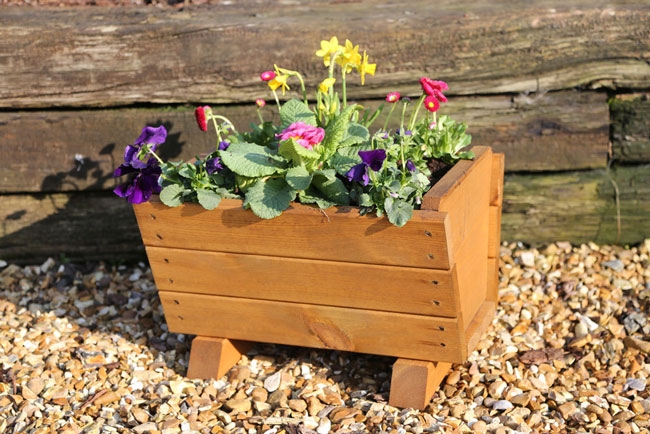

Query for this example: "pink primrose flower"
[423,95,440,113]
[386,92,401,103]
[260,71,276,81]
[276,122,325,151]
[255,98,266,107]
[419,77,448,96]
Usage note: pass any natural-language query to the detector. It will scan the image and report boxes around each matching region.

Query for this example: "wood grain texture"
[487,258,499,303]
[146,246,458,317]
[0,2,648,108]
[134,199,453,270]
[490,154,506,207]
[0,90,607,193]
[465,300,496,352]
[186,337,252,380]
[388,359,451,410]
[488,206,502,260]
[159,291,466,363]
[611,93,650,163]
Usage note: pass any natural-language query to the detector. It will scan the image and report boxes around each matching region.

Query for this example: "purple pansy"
[406,160,416,172]
[125,126,167,169]
[346,149,387,186]
[205,157,223,175]
[113,164,162,204]
[218,141,230,151]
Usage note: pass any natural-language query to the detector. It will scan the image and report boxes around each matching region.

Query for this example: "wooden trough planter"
[133,145,505,409]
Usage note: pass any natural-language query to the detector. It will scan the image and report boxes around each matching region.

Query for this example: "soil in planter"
[426,158,452,186]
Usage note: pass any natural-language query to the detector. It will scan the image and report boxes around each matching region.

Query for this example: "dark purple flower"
[218,141,230,151]
[113,164,162,204]
[126,126,168,169]
[406,160,416,172]
[395,129,412,136]
[205,157,223,175]
[346,163,370,186]
[359,149,386,172]
[134,126,167,148]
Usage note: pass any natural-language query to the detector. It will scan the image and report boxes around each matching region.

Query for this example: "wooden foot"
[388,358,452,409]
[186,336,252,380]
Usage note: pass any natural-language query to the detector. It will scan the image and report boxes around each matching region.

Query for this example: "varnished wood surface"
[159,291,465,363]
[146,246,459,317]
[134,198,454,270]
[388,359,452,410]
[186,337,252,380]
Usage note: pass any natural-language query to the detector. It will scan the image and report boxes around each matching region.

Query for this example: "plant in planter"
[114,37,505,409]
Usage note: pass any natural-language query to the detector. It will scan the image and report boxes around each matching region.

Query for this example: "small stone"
[224,398,251,413]
[133,422,158,434]
[26,378,44,396]
[329,407,361,424]
[264,372,282,392]
[251,387,268,402]
[94,391,120,406]
[229,366,251,382]
[624,336,650,354]
[602,259,624,272]
[511,393,531,407]
[307,396,325,416]
[492,400,514,411]
[574,322,589,339]
[316,418,331,434]
[624,378,646,391]
[614,421,632,434]
[520,252,535,267]
[559,402,577,419]
[132,407,149,423]
[288,399,307,413]
[446,370,461,386]
[254,401,271,413]
[267,390,288,408]
[471,421,487,434]
[489,380,507,399]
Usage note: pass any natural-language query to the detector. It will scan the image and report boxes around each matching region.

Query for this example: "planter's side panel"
[464,300,497,351]
[147,246,459,317]
[423,146,493,330]
[488,153,505,302]
[158,291,465,363]
[134,200,452,270]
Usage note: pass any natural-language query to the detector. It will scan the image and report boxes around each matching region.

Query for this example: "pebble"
[224,398,251,413]
[602,259,624,272]
[263,371,282,392]
[316,418,331,434]
[492,400,514,411]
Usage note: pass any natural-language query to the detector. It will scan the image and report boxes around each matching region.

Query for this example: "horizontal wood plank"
[465,300,496,353]
[0,3,648,108]
[0,90,607,193]
[134,199,453,270]
[146,246,458,317]
[159,291,466,363]
[611,93,650,163]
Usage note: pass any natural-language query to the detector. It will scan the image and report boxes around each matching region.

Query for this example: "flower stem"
[212,115,238,132]
[272,90,281,112]
[149,148,165,166]
[294,72,308,106]
[400,101,409,132]
[400,138,407,183]
[210,116,223,148]
[382,103,397,132]
[256,108,264,124]
[408,94,426,132]
[341,69,347,109]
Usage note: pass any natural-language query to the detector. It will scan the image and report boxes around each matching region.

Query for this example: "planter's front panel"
[133,200,453,270]
[146,246,459,317]
[159,291,466,363]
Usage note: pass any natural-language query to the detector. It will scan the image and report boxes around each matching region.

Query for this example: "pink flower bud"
[255,99,266,108]
[260,71,276,81]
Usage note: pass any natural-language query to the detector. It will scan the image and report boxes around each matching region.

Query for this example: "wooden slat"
[490,154,506,206]
[1,3,649,108]
[159,291,466,363]
[146,246,458,317]
[388,359,451,410]
[465,300,496,353]
[134,199,453,270]
[611,93,650,163]
[488,206,502,259]
[487,257,499,303]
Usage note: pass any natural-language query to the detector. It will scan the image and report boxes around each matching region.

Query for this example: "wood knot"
[304,316,354,351]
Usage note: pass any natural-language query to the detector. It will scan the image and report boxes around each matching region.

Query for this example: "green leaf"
[311,172,350,205]
[244,178,296,219]
[196,189,222,210]
[298,188,336,209]
[286,165,312,191]
[320,104,359,160]
[178,163,196,179]
[220,142,287,177]
[359,193,373,207]
[159,184,184,207]
[340,122,370,147]
[330,144,372,176]
[278,138,321,166]
[280,99,317,130]
[384,196,413,227]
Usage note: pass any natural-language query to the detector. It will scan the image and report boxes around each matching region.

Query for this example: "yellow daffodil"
[315,36,342,67]
[358,51,376,85]
[268,74,290,95]
[336,39,361,73]
[319,77,336,93]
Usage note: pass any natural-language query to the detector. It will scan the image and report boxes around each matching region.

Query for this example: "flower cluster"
[114,37,474,227]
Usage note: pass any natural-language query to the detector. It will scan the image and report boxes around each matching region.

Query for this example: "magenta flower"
[386,92,400,103]
[194,106,209,132]
[420,77,448,96]
[424,95,440,113]
[276,122,325,150]
[256,99,266,107]
[260,71,276,82]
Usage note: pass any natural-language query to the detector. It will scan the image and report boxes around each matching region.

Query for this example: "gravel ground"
[0,240,649,434]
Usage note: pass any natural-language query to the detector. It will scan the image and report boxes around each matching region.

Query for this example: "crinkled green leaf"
[359,193,373,207]
[244,178,296,219]
[196,189,222,210]
[220,142,287,177]
[178,163,196,179]
[340,122,370,147]
[384,196,413,227]
[320,104,359,160]
[311,172,350,205]
[280,99,317,130]
[159,184,184,207]
[298,188,336,209]
[278,138,320,166]
[286,165,312,191]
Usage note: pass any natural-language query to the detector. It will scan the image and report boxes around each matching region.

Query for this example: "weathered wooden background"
[1,1,649,262]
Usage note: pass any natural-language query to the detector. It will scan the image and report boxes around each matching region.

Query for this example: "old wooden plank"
[0,90,608,192]
[0,191,144,262]
[611,93,650,163]
[502,164,650,245]
[158,290,466,363]
[0,2,648,108]
[146,246,459,317]
[134,199,452,270]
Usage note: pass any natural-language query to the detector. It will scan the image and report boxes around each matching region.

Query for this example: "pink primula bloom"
[428,121,437,130]
[432,88,447,103]
[386,92,401,103]
[419,77,448,96]
[255,99,266,107]
[276,122,325,151]
[423,95,440,113]
[260,71,276,81]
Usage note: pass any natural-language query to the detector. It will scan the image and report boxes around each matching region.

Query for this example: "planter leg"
[388,358,452,409]
[186,336,252,380]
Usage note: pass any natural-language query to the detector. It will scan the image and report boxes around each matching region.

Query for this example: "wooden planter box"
[133,145,505,409]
